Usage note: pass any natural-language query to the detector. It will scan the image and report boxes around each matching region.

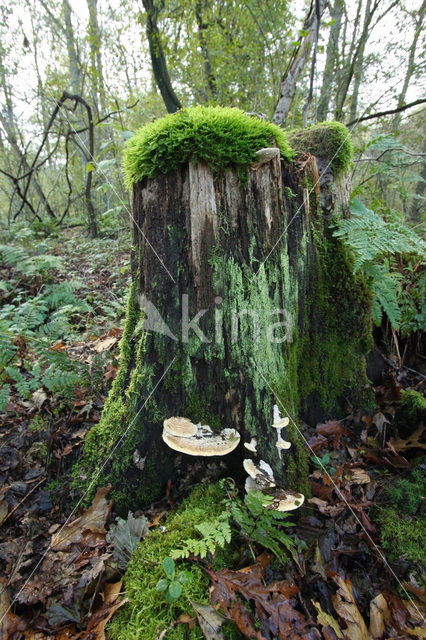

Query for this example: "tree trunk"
[77,132,372,510]
[272,0,326,125]
[142,0,182,113]
[316,0,344,122]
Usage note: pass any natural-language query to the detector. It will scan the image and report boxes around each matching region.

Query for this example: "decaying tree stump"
[76,110,372,509]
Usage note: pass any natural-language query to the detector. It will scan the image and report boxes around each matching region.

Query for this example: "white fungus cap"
[163,417,198,437]
[162,422,240,456]
[244,438,257,453]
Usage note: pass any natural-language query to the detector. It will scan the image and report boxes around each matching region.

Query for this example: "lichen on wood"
[74,108,373,510]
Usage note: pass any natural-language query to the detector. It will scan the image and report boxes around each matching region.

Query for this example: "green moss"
[376,507,426,566]
[72,277,153,504]
[287,121,353,175]
[296,209,373,417]
[399,390,426,418]
[385,470,425,516]
[108,483,238,640]
[123,106,294,187]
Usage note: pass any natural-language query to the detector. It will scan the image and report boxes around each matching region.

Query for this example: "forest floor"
[0,226,425,639]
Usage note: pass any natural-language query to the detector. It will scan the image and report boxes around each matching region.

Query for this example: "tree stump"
[76,110,372,510]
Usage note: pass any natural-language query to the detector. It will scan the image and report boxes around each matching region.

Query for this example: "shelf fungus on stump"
[243,458,304,512]
[162,417,240,456]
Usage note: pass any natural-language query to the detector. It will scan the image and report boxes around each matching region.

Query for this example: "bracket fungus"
[272,405,291,459]
[268,489,305,512]
[244,438,257,453]
[163,417,198,438]
[162,418,240,457]
[243,459,276,493]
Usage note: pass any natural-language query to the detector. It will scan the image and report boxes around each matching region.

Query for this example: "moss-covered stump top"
[123,105,294,186]
[288,121,352,175]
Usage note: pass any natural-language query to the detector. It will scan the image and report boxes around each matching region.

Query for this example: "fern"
[333,198,425,330]
[333,198,425,271]
[170,514,232,560]
[0,244,63,277]
[231,491,295,563]
[0,384,10,411]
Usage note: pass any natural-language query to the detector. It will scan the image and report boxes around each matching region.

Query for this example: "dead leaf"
[308,497,345,517]
[343,468,371,485]
[332,575,370,640]
[313,601,344,638]
[51,486,112,550]
[32,388,47,409]
[372,412,390,434]
[208,563,309,640]
[388,425,426,451]
[402,583,426,605]
[316,421,354,448]
[369,593,389,638]
[0,578,27,639]
[0,499,8,526]
[191,602,227,640]
[85,594,128,640]
[93,337,118,353]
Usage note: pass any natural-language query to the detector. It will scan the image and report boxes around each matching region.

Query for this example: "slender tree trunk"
[348,0,372,123]
[392,0,425,132]
[195,0,216,99]
[63,0,82,94]
[87,0,106,118]
[317,0,344,122]
[273,0,326,125]
[141,0,182,113]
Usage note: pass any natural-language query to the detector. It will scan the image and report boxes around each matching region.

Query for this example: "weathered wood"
[77,145,372,510]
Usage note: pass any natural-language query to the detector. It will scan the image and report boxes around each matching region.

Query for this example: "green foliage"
[170,513,231,560]
[108,483,236,640]
[399,389,426,418]
[311,452,336,475]
[385,470,425,516]
[123,106,294,186]
[332,198,426,331]
[156,557,191,604]
[0,244,63,277]
[0,235,122,410]
[377,506,426,566]
[229,490,295,563]
[287,121,353,175]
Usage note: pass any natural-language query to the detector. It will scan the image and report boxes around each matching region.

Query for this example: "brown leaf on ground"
[388,425,426,451]
[85,581,127,640]
[316,421,354,448]
[191,602,227,640]
[331,574,370,640]
[93,336,118,353]
[307,435,329,453]
[308,498,345,517]
[0,578,27,639]
[369,593,389,638]
[402,583,426,605]
[313,601,344,638]
[343,468,371,485]
[208,563,312,640]
[51,486,112,551]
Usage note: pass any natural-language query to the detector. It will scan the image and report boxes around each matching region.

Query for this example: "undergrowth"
[332,198,425,332]
[108,483,239,640]
[0,227,129,410]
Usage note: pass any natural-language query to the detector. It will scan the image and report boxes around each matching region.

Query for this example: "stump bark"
[78,143,372,509]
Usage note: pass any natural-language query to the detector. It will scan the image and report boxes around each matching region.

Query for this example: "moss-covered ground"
[107,483,241,640]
